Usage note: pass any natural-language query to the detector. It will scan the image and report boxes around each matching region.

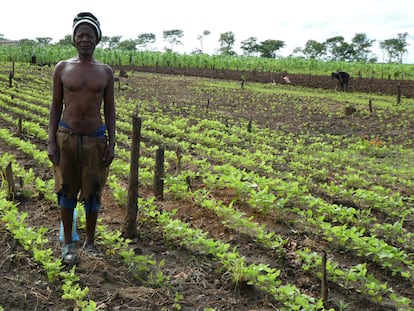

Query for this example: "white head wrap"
[72,12,102,43]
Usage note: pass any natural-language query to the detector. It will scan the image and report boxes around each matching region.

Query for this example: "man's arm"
[47,62,65,164]
[102,65,116,166]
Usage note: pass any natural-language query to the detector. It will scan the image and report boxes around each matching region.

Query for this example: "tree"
[324,36,354,61]
[108,36,122,49]
[119,39,138,51]
[136,33,156,51]
[380,32,409,63]
[258,39,285,58]
[19,39,37,46]
[300,40,326,59]
[56,34,73,46]
[197,30,211,53]
[380,38,399,62]
[218,31,236,56]
[350,33,375,62]
[100,36,111,48]
[36,37,52,45]
[325,36,344,60]
[395,32,409,63]
[163,29,184,52]
[240,37,260,56]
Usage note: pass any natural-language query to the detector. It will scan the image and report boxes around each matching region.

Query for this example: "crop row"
[1,62,414,309]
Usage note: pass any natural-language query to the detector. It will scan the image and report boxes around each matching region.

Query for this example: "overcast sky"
[2,0,414,62]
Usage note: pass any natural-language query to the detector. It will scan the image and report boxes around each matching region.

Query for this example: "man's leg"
[61,207,74,245]
[58,192,79,265]
[80,135,108,254]
[58,192,78,244]
[85,210,98,246]
[60,207,79,265]
[83,196,104,256]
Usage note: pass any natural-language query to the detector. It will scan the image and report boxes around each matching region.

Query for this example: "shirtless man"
[48,12,115,264]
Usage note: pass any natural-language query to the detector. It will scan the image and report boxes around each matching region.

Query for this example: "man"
[48,12,115,265]
[331,71,350,92]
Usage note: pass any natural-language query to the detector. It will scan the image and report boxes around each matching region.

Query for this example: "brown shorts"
[53,126,109,203]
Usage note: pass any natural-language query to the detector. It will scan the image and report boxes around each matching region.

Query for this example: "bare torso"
[60,59,109,134]
[48,19,115,171]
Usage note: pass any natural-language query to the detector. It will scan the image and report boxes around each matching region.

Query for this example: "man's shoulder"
[95,62,114,75]
[89,59,110,69]
[93,60,112,69]
[56,58,77,67]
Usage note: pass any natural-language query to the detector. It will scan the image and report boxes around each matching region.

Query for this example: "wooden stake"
[17,116,22,136]
[247,117,252,132]
[123,115,141,239]
[321,251,328,303]
[396,83,401,104]
[5,162,16,200]
[154,147,165,200]
[9,72,13,88]
[176,146,182,174]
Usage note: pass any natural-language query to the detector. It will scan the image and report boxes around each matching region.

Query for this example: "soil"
[0,64,413,311]
[126,65,414,99]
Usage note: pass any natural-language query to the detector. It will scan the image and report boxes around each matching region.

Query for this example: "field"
[1,62,414,311]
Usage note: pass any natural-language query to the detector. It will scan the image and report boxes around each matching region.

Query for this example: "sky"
[2,0,414,63]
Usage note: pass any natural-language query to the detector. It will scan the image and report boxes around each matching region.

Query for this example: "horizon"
[2,0,414,63]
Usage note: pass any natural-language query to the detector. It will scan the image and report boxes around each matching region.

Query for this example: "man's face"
[74,24,97,55]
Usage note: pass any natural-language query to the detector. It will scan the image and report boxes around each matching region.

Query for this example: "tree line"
[0,30,409,63]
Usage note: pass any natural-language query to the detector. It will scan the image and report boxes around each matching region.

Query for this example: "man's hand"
[47,141,60,165]
[102,144,115,167]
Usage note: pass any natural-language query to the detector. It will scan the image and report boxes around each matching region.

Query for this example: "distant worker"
[331,71,350,92]
[282,73,291,84]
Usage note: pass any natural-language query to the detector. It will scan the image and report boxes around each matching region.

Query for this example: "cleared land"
[0,63,414,310]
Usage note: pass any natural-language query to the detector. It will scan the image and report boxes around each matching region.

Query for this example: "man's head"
[72,12,102,44]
